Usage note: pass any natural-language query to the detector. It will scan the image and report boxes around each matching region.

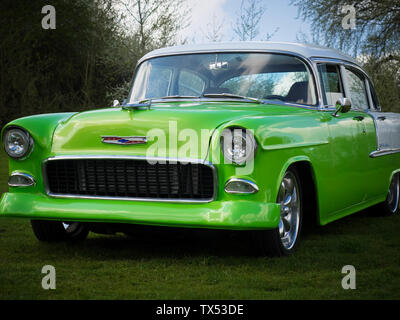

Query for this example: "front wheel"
[253,168,303,256]
[31,220,89,242]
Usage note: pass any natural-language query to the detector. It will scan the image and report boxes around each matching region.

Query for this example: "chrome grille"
[44,158,215,201]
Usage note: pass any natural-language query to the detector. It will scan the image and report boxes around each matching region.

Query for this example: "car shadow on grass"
[73,227,256,260]
[31,206,394,262]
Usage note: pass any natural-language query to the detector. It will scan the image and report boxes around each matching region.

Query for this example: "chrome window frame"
[311,57,379,113]
[42,155,218,203]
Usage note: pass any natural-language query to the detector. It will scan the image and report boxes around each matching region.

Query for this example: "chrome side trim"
[369,149,400,158]
[8,172,36,187]
[41,155,218,203]
[261,140,329,151]
[224,178,259,194]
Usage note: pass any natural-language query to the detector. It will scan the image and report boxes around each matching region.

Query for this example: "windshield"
[128,52,317,105]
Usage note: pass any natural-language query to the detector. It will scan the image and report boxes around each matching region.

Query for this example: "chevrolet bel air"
[1,42,400,256]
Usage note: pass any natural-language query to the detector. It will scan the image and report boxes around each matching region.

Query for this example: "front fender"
[1,112,78,191]
[208,112,328,206]
[1,112,77,151]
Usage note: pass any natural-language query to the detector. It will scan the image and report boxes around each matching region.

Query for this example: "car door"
[366,79,400,199]
[317,63,373,216]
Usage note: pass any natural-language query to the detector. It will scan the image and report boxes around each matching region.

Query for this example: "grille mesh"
[45,159,215,200]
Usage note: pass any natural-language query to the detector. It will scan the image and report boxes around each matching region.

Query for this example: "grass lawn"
[0,150,399,300]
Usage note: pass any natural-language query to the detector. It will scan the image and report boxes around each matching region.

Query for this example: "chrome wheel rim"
[387,174,399,213]
[278,172,301,250]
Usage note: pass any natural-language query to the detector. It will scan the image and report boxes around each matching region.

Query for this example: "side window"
[178,70,205,96]
[345,68,369,110]
[317,64,344,106]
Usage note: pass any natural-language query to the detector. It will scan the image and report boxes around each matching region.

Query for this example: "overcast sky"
[180,0,312,43]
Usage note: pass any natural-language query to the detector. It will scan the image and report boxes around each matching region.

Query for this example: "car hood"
[51,101,269,160]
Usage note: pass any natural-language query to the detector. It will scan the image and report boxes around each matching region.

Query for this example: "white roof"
[140,41,360,66]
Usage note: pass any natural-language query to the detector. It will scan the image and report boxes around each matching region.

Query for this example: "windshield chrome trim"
[42,155,218,203]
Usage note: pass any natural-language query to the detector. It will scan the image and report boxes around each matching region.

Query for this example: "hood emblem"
[101,136,147,145]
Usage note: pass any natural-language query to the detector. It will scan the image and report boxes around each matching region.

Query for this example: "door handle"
[353,116,364,121]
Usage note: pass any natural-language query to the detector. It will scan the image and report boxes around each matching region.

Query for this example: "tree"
[363,56,400,113]
[234,0,264,41]
[291,0,400,112]
[0,0,133,127]
[233,0,278,41]
[291,0,400,57]
[118,0,190,57]
[204,14,225,42]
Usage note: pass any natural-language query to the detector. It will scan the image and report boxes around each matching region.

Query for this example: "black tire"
[31,220,89,242]
[377,173,400,216]
[253,167,303,257]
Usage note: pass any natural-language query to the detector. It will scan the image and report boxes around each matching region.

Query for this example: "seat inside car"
[285,81,309,104]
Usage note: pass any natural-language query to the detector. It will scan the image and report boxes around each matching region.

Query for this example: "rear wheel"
[31,220,89,242]
[253,168,303,256]
[378,173,400,216]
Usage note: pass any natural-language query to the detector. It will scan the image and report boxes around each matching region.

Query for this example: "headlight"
[3,128,33,159]
[221,127,257,165]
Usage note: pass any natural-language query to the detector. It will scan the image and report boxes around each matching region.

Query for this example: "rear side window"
[345,68,369,110]
[318,64,344,106]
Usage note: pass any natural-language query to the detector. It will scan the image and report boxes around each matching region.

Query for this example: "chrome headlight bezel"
[3,127,34,160]
[220,127,257,165]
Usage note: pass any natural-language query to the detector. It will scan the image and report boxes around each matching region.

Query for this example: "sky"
[180,0,312,43]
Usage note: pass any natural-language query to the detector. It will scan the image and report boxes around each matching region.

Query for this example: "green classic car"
[1,42,400,256]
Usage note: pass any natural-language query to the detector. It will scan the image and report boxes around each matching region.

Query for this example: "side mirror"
[112,100,120,107]
[333,98,351,117]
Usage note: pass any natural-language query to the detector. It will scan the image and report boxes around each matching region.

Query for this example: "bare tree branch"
[233,0,265,41]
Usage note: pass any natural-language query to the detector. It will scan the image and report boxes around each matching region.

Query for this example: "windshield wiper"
[122,94,267,109]
[202,93,266,104]
[122,96,201,109]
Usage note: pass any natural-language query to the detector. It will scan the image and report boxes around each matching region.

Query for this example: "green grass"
[0,151,400,299]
